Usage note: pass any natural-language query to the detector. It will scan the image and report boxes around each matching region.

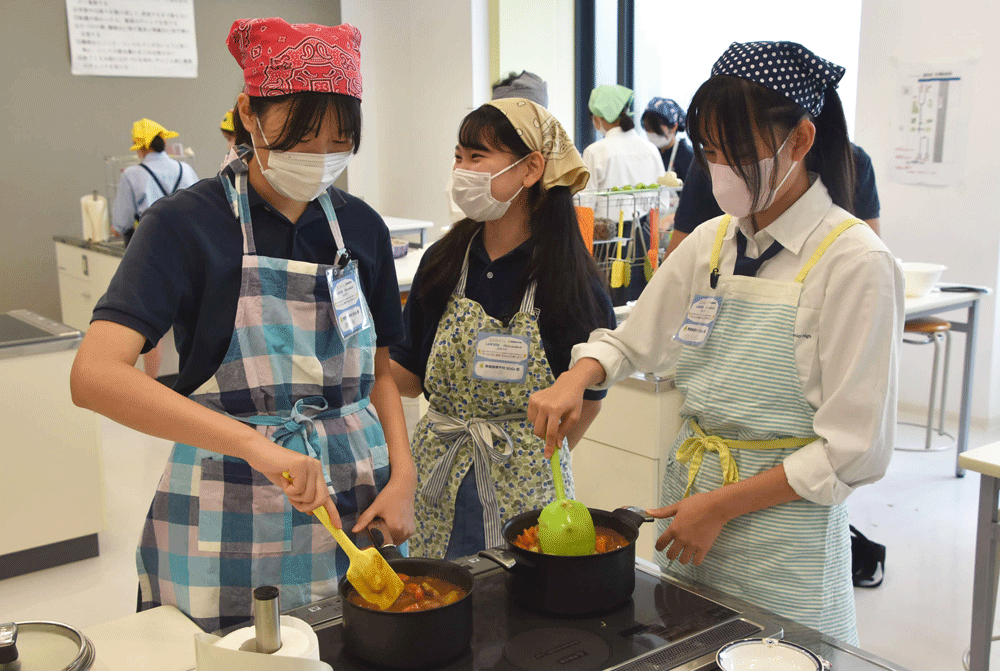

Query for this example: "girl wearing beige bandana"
[390,99,616,558]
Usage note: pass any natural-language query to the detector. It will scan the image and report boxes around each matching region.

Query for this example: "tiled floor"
[1,412,997,670]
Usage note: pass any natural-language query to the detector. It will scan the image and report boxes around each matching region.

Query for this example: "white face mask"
[253,119,352,202]
[709,131,798,218]
[647,132,672,150]
[450,155,528,222]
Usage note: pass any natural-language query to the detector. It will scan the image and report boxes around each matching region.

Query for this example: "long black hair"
[232,91,362,153]
[686,75,855,215]
[416,105,606,336]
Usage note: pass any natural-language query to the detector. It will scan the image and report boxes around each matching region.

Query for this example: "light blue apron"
[660,215,861,644]
[136,155,390,632]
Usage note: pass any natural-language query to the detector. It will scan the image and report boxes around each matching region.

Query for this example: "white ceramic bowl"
[717,638,829,671]
[901,262,947,298]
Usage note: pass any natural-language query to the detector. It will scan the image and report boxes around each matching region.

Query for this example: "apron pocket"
[197,458,292,555]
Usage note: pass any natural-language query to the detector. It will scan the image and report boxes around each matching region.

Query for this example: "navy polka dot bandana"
[646,97,686,132]
[711,41,846,117]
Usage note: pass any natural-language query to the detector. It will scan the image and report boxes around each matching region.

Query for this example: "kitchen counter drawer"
[55,242,96,282]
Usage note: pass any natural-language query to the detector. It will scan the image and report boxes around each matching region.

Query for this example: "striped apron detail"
[137,155,389,632]
[661,215,863,643]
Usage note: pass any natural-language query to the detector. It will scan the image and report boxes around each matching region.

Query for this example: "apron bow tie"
[676,422,741,498]
[421,408,526,549]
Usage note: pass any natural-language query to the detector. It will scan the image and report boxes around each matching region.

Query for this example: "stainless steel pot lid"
[717,638,830,671]
[0,622,95,671]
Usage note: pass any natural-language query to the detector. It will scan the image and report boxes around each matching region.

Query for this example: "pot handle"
[367,526,405,562]
[613,506,654,527]
[478,547,526,571]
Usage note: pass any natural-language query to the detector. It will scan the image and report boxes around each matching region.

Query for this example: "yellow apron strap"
[708,215,732,286]
[675,419,816,497]
[794,217,864,284]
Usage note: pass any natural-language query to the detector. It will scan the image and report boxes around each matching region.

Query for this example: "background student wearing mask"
[582,84,663,191]
[641,97,694,181]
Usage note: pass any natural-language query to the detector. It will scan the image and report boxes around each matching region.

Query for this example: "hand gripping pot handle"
[367,527,405,562]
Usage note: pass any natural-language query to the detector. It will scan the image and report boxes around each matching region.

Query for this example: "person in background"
[492,70,548,107]
[72,18,415,632]
[582,84,663,191]
[668,143,881,258]
[446,71,551,224]
[111,119,199,245]
[219,108,239,169]
[110,118,199,379]
[392,98,616,559]
[641,97,694,181]
[528,41,903,644]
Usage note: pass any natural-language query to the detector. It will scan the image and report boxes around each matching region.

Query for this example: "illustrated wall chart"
[66,0,197,78]
[890,64,971,186]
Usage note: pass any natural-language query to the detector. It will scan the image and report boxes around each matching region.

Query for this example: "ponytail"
[805,88,855,215]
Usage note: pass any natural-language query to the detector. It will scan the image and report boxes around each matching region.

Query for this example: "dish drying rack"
[574,186,681,287]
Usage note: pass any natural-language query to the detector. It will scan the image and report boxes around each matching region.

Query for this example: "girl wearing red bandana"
[72,18,415,631]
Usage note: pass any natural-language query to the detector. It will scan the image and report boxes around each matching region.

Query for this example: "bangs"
[252,92,362,153]
[687,75,807,213]
[688,76,774,165]
[458,105,529,155]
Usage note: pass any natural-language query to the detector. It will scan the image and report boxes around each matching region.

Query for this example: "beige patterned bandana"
[486,98,590,195]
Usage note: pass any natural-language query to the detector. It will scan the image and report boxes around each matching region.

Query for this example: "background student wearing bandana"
[641,97,694,181]
[71,18,416,631]
[391,99,616,559]
[528,42,904,643]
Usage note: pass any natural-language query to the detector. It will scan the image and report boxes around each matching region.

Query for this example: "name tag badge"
[471,332,531,383]
[673,295,722,348]
[326,266,369,339]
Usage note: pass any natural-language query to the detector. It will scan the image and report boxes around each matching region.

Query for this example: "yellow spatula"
[610,209,630,289]
[282,472,403,610]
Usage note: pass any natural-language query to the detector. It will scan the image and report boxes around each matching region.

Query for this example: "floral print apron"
[408,236,573,557]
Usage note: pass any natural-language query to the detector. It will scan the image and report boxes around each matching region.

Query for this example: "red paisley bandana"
[227,18,362,100]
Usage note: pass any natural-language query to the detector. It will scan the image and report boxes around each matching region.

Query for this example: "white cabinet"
[54,240,179,377]
[571,375,684,562]
[0,346,104,557]
[55,242,102,332]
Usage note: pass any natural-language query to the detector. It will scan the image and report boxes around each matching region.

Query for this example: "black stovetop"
[292,559,777,671]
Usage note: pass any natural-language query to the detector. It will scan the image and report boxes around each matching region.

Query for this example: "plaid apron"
[659,215,861,643]
[137,156,390,632]
[408,235,574,557]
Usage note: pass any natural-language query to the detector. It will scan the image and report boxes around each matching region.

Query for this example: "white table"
[957,442,1000,671]
[904,284,991,477]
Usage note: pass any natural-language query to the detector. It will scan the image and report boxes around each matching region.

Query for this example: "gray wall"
[0,2,340,320]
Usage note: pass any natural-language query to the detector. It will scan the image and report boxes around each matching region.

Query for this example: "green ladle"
[537,449,596,556]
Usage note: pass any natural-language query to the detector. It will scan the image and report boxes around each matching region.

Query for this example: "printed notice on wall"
[890,63,972,186]
[66,0,197,78]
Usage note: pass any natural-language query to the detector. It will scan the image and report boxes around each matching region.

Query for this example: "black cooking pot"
[338,534,474,669]
[479,506,652,616]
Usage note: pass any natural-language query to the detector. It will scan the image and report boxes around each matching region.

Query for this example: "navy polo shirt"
[673,143,881,234]
[660,138,694,182]
[92,168,404,398]
[391,235,616,401]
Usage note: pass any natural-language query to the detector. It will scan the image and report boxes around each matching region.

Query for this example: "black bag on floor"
[850,525,885,588]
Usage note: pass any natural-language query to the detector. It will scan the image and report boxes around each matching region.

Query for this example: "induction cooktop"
[286,558,782,671]
[0,310,81,359]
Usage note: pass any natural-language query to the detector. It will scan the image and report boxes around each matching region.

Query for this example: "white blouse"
[582,126,664,191]
[573,177,904,506]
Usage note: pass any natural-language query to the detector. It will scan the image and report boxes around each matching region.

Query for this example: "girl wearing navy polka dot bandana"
[529,40,903,645]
